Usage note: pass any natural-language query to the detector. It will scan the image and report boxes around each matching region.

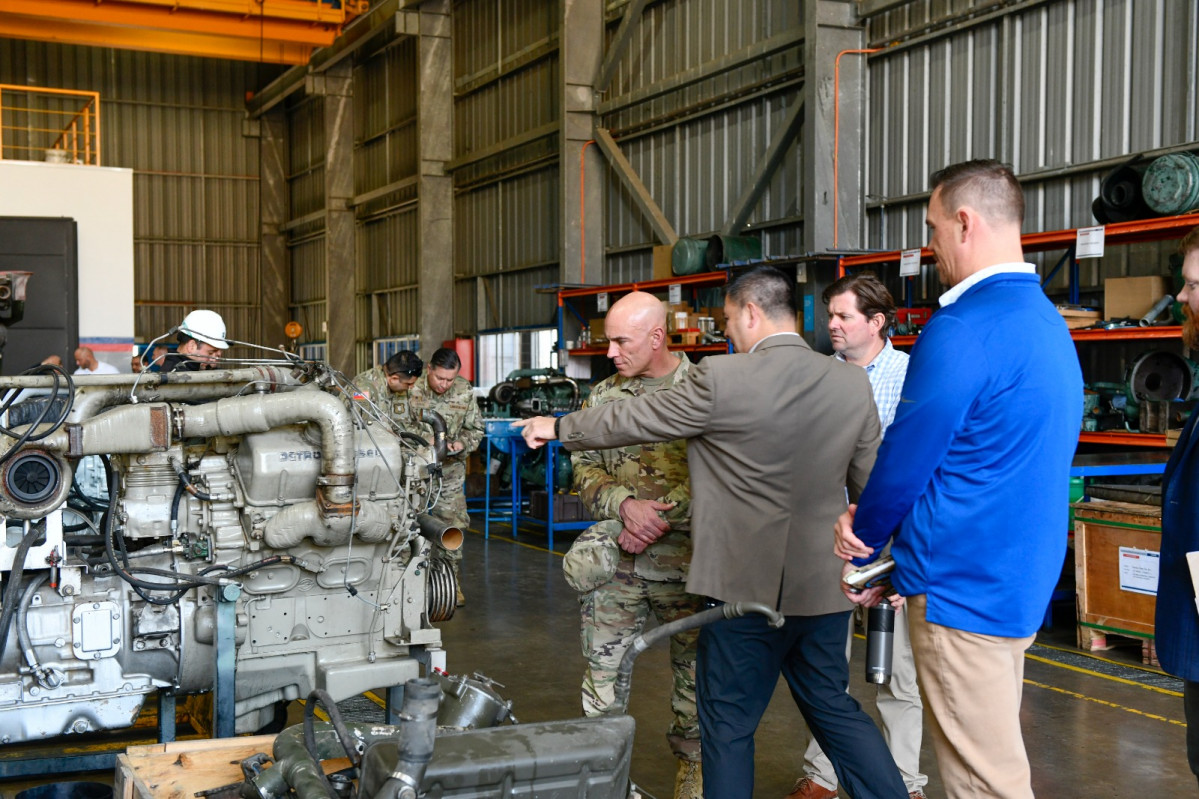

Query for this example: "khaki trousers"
[907,594,1036,799]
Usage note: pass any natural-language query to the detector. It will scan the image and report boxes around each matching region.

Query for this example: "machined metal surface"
[0,362,446,745]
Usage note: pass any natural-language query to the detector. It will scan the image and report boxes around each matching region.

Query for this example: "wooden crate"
[1073,500,1161,657]
[116,736,354,799]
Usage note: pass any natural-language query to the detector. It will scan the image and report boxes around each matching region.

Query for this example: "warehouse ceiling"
[0,0,368,65]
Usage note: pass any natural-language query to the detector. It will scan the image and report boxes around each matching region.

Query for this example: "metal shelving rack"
[557,271,730,358]
[839,213,1199,450]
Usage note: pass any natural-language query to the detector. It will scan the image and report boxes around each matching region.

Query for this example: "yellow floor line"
[467,524,564,557]
[1024,653,1182,697]
[1034,639,1168,676]
[364,690,386,709]
[1024,678,1186,727]
[295,698,330,722]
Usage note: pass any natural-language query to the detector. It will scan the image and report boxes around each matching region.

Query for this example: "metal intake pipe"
[417,513,463,551]
[178,391,356,504]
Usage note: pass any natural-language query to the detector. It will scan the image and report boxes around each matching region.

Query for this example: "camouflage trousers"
[430,460,468,569]
[580,553,705,762]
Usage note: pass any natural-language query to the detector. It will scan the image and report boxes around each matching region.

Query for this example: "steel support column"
[258,111,290,348]
[560,0,604,286]
[802,0,865,253]
[318,62,356,374]
[412,1,453,352]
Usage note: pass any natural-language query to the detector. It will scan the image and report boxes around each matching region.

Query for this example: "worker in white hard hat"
[162,309,228,372]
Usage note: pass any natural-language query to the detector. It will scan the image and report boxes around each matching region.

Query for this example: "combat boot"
[674,759,702,799]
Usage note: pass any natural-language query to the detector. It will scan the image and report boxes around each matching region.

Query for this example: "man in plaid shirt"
[786,271,924,799]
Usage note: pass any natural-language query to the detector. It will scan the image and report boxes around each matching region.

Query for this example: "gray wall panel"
[0,40,283,347]
[863,0,1199,254]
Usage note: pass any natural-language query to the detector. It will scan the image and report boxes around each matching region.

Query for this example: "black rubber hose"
[170,458,213,501]
[303,688,360,798]
[0,521,48,659]
[170,478,186,533]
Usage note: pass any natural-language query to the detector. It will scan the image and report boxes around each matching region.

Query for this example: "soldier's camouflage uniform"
[570,353,704,763]
[348,366,413,424]
[406,374,484,568]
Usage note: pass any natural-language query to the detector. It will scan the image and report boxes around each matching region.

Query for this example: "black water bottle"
[865,596,895,685]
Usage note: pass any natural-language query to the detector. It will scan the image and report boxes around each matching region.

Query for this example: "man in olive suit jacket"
[516,266,906,799]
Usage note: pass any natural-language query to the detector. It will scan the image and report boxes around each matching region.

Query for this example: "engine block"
[0,364,455,744]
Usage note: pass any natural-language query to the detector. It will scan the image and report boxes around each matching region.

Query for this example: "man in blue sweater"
[835,159,1082,799]
[1155,225,1199,789]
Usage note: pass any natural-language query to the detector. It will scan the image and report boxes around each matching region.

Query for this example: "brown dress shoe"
[784,776,837,799]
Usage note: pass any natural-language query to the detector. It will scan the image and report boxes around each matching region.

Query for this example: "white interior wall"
[0,161,135,369]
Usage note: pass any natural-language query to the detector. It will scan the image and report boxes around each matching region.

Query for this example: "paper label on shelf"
[668,283,682,304]
[795,264,807,283]
[1118,546,1159,595]
[899,248,922,277]
[596,292,609,313]
[1076,226,1106,259]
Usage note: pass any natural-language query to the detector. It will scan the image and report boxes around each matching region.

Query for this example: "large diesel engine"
[0,362,456,744]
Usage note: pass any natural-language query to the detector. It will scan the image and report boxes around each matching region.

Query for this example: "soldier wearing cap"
[406,347,484,607]
[350,350,424,425]
[566,291,705,799]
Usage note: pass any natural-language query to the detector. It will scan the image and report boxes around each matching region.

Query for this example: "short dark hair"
[384,350,423,377]
[725,266,796,320]
[822,272,897,341]
[429,347,461,371]
[1180,225,1199,258]
[930,159,1024,228]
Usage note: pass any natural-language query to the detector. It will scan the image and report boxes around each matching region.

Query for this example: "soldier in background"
[407,347,484,607]
[567,291,705,799]
[350,350,424,424]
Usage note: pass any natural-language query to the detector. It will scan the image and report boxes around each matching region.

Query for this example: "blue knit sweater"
[852,273,1082,637]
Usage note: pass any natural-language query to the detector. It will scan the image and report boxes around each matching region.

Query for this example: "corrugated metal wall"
[599,0,803,283]
[0,40,284,348]
[354,38,420,369]
[450,0,560,333]
[285,94,328,347]
[860,0,1199,298]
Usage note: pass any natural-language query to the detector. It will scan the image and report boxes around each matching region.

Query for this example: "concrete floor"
[1,521,1194,799]
[443,522,1197,799]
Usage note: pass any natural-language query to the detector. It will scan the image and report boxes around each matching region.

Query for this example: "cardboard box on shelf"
[1104,276,1171,321]
[652,244,674,281]
[664,302,691,333]
[589,318,607,344]
[1056,306,1103,329]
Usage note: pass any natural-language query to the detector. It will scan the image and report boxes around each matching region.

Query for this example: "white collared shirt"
[939,262,1036,307]
[747,331,801,353]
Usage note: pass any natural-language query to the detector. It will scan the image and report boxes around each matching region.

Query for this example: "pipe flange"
[0,448,71,519]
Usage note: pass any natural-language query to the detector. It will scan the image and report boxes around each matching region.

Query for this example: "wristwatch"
[554,416,562,440]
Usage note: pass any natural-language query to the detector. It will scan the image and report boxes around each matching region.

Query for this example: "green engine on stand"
[483,369,590,492]
[484,368,588,418]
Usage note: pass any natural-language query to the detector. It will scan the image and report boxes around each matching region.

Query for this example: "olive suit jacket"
[559,334,880,616]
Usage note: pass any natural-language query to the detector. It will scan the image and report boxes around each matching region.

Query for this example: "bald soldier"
[566,291,705,799]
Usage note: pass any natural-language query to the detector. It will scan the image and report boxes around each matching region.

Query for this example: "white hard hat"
[179,309,228,349]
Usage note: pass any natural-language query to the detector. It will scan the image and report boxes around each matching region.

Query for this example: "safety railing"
[0,85,101,166]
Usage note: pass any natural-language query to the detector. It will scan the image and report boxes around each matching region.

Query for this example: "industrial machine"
[484,368,585,419]
[0,358,459,746]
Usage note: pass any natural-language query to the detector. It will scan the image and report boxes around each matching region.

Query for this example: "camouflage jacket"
[349,366,412,423]
[406,374,485,462]
[571,354,693,582]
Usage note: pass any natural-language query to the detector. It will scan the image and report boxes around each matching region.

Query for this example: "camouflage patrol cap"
[563,520,622,593]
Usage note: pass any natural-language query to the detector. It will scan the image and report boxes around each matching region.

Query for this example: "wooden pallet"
[115,736,351,799]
